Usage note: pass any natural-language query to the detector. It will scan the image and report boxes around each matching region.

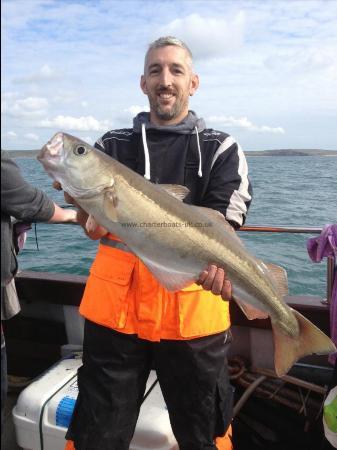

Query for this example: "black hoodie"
[95,111,252,229]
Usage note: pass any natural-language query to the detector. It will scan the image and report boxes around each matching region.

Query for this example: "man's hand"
[52,181,63,191]
[52,180,107,239]
[52,181,77,205]
[197,265,232,301]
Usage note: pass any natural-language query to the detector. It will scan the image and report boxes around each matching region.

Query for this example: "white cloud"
[207,115,285,134]
[2,95,49,118]
[155,12,245,60]
[38,115,112,132]
[124,105,149,116]
[24,133,39,141]
[109,105,149,128]
[51,91,83,106]
[1,92,17,113]
[1,0,337,151]
[18,97,48,110]
[13,64,60,84]
[265,46,337,76]
[79,136,94,144]
[6,131,17,139]
[1,92,19,100]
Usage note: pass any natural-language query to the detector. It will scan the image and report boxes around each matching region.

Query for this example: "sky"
[1,0,337,151]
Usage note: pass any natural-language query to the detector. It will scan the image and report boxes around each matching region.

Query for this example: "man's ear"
[140,75,148,94]
[189,74,200,96]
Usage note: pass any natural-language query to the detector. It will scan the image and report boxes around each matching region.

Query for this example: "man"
[65,36,252,450]
[1,150,78,429]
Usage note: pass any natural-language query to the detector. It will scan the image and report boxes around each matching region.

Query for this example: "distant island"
[246,149,337,157]
[3,148,337,158]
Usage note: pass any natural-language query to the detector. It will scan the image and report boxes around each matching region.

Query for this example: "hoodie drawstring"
[141,123,151,180]
[195,126,203,177]
[141,123,202,181]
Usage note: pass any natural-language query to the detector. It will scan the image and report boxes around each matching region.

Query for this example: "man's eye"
[172,67,184,75]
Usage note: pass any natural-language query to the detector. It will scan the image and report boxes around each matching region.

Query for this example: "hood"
[133,110,205,181]
[133,110,206,134]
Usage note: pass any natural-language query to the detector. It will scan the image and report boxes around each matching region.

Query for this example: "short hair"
[144,36,193,71]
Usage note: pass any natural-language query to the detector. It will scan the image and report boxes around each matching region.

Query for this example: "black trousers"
[66,320,233,450]
[1,325,7,433]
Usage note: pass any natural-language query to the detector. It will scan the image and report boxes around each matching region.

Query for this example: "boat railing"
[239,225,335,305]
[49,220,335,305]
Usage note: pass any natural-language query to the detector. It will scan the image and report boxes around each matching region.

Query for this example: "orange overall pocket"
[80,247,136,329]
[177,283,230,338]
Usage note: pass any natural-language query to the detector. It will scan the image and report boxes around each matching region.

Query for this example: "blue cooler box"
[13,353,178,450]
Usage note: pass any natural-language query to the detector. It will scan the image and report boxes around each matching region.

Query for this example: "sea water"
[14,155,336,298]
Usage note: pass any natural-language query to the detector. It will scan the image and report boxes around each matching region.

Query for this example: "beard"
[148,93,188,122]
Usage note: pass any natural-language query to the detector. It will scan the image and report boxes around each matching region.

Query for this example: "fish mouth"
[38,132,114,199]
[37,132,66,187]
[37,132,64,167]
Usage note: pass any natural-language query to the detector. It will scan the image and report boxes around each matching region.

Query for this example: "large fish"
[38,132,336,376]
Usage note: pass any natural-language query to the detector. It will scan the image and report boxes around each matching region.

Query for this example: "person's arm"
[75,206,108,240]
[48,203,78,223]
[1,151,77,224]
[54,183,107,240]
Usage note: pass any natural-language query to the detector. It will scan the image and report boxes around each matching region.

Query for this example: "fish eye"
[74,145,87,156]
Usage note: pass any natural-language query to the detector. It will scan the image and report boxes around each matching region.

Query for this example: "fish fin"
[264,262,289,297]
[140,255,199,291]
[85,215,99,233]
[235,298,269,320]
[103,188,119,222]
[272,308,336,376]
[253,259,289,298]
[159,184,190,201]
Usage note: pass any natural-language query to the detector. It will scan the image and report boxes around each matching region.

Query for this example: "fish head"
[38,132,114,199]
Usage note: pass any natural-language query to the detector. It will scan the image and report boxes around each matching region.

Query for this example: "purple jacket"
[307,224,337,365]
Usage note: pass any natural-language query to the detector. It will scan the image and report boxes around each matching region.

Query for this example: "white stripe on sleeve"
[210,136,236,170]
[226,143,252,226]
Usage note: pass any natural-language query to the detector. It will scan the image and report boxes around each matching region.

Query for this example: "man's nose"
[158,68,172,87]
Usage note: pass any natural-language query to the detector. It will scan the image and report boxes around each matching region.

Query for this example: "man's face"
[140,45,199,125]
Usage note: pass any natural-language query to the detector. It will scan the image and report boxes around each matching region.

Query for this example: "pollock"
[38,132,336,376]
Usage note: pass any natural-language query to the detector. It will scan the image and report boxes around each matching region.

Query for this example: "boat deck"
[3,225,335,450]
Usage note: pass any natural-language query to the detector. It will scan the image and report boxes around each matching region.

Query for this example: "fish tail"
[272,308,336,376]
